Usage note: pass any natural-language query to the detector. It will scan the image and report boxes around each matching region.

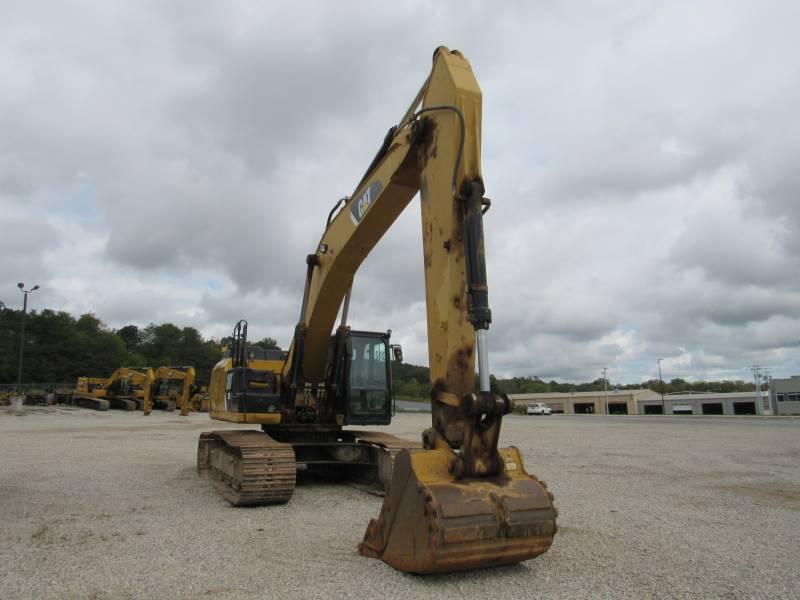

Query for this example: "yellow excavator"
[126,367,155,410]
[197,47,557,574]
[71,368,153,411]
[144,366,196,416]
[71,377,110,410]
[106,367,154,410]
[189,384,210,412]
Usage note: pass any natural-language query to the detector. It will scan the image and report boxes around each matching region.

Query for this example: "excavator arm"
[178,367,196,416]
[129,367,154,412]
[145,366,193,415]
[284,48,495,451]
[281,47,556,572]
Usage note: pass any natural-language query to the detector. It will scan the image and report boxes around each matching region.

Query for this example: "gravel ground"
[1,406,798,599]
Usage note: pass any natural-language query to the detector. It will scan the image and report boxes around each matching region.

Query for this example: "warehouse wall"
[771,377,800,415]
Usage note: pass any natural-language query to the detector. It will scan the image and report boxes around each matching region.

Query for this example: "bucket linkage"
[360,391,558,574]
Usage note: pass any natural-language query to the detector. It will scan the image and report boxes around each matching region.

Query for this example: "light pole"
[657,358,665,414]
[601,367,609,415]
[16,283,40,389]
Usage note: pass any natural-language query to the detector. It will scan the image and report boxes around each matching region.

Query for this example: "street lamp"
[16,282,40,388]
[657,358,665,414]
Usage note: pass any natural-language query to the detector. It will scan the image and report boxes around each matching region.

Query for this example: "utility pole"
[751,366,762,416]
[16,283,40,389]
[765,368,774,415]
[658,358,665,414]
[751,366,772,415]
[602,367,609,415]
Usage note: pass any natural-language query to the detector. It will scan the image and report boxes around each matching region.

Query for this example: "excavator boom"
[283,48,497,446]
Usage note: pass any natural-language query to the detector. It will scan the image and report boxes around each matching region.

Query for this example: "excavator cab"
[328,330,393,425]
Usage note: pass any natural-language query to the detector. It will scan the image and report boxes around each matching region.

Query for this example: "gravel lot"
[1,406,798,599]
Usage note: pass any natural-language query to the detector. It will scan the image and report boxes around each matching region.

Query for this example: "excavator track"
[107,397,137,411]
[197,430,296,506]
[355,431,423,492]
[71,395,110,411]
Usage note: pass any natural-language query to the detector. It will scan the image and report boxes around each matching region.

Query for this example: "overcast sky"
[2,1,799,384]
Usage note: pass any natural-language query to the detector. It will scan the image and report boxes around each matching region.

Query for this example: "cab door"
[343,332,392,425]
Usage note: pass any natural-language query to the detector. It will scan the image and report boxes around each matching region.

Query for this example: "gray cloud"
[1,1,799,382]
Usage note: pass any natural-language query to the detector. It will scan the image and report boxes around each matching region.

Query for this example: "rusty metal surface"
[419,49,484,450]
[197,430,296,506]
[359,445,557,574]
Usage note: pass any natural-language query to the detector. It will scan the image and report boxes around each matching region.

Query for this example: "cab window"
[348,336,388,416]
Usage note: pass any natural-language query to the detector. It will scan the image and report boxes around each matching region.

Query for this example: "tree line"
[393,363,757,400]
[487,375,757,397]
[0,305,276,385]
[0,304,758,396]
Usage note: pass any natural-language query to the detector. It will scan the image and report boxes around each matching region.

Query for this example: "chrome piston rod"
[476,329,490,392]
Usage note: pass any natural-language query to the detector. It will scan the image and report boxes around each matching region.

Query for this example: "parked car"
[526,403,552,416]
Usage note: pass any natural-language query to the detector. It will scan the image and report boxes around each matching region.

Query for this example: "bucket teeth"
[359,446,557,574]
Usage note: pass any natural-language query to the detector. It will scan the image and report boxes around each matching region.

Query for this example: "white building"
[510,389,658,415]
[637,391,771,416]
[769,376,800,416]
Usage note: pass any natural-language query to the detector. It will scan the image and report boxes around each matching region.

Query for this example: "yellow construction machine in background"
[189,385,210,413]
[71,367,154,411]
[125,367,155,410]
[72,377,111,410]
[144,366,196,416]
[105,367,154,410]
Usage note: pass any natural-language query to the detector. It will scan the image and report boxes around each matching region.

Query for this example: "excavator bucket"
[359,445,557,574]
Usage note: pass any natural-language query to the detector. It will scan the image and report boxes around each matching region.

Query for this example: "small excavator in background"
[197,47,557,574]
[144,366,196,416]
[71,377,110,410]
[123,367,155,410]
[71,368,154,411]
[105,367,154,410]
[189,385,210,412]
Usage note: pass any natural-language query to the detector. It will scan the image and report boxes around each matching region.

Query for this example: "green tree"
[253,336,280,350]
[139,323,182,365]
[0,306,21,382]
[397,378,425,400]
[116,325,142,351]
